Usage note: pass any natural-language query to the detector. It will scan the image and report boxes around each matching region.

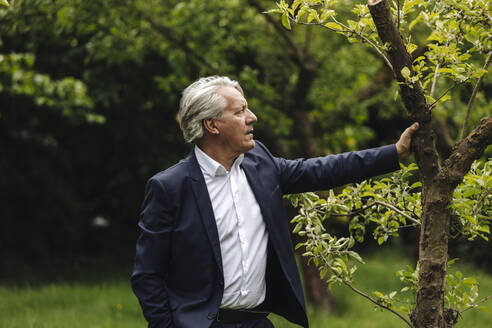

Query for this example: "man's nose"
[246,108,257,124]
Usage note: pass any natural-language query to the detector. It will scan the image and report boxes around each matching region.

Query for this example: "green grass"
[0,280,146,328]
[1,250,491,327]
[270,248,492,327]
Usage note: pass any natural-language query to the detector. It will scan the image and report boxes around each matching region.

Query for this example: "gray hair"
[177,76,243,143]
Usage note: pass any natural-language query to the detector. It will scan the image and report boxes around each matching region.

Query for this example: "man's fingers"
[404,122,420,137]
[397,122,419,159]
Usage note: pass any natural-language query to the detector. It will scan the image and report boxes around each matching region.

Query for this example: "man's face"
[213,86,257,157]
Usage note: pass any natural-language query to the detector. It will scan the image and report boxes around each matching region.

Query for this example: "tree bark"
[368,1,492,327]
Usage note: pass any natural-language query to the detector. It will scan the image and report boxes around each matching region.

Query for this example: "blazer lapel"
[241,158,276,236]
[186,152,224,277]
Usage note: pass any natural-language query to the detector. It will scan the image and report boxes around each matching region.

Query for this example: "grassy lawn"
[271,248,492,327]
[1,249,491,327]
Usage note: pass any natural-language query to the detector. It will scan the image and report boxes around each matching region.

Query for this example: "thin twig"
[373,201,421,225]
[428,81,462,111]
[430,63,440,98]
[460,295,492,314]
[344,282,414,328]
[461,50,492,139]
[397,0,400,32]
[313,200,421,226]
[302,207,414,328]
[296,17,394,72]
[332,16,394,72]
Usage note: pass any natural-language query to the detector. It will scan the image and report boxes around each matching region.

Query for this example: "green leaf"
[448,258,460,266]
[292,0,303,11]
[409,13,422,30]
[320,9,335,22]
[0,0,9,7]
[282,12,291,30]
[463,189,481,198]
[462,277,477,286]
[477,225,490,233]
[307,9,319,23]
[347,251,364,263]
[262,9,282,14]
[393,89,399,101]
[324,22,342,30]
[401,67,411,80]
[406,43,418,54]
[374,291,384,298]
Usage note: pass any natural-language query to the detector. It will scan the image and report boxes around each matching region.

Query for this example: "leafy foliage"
[285,160,492,324]
[0,53,100,123]
[452,160,492,241]
[270,0,492,133]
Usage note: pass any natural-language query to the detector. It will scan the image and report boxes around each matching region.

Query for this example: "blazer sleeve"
[274,144,400,194]
[131,177,175,328]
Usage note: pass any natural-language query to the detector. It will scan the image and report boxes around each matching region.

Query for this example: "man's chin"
[247,140,255,149]
[239,140,255,154]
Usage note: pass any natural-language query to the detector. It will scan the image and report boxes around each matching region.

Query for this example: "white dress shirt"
[194,145,269,309]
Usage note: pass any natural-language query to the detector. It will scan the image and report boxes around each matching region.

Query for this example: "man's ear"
[203,118,219,135]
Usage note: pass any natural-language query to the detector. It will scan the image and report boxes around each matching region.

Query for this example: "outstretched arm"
[258,123,420,194]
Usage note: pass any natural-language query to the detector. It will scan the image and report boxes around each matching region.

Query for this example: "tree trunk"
[290,57,335,310]
[368,1,492,327]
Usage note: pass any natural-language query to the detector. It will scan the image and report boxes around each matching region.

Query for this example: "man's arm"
[131,177,175,328]
[272,123,420,194]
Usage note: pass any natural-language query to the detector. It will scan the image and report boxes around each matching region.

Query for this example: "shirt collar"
[194,145,244,177]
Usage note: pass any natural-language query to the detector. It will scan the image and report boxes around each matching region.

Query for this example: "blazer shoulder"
[247,140,277,161]
[148,155,193,186]
[244,140,282,175]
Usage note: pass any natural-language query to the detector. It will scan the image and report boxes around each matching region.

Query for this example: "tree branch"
[430,63,440,99]
[145,16,222,74]
[460,51,492,139]
[460,295,492,314]
[368,0,439,184]
[315,200,421,225]
[332,16,394,72]
[373,201,421,225]
[344,282,414,328]
[248,0,304,66]
[301,208,414,327]
[442,114,492,189]
[428,81,461,111]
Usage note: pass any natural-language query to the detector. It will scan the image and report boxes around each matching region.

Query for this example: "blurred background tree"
[0,0,490,314]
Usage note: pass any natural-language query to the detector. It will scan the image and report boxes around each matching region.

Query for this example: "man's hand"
[396,122,420,159]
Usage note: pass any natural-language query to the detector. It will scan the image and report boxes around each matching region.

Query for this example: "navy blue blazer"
[131,141,399,328]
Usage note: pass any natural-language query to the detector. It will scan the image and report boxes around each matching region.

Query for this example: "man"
[131,76,419,328]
